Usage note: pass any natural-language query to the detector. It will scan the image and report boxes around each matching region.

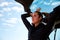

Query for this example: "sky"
[0,0,60,40]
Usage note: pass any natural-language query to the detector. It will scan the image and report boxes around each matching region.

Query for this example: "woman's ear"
[39,17,42,21]
[30,13,33,16]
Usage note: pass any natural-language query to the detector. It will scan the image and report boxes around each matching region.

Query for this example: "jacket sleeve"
[44,5,60,36]
[21,14,32,31]
[47,5,60,29]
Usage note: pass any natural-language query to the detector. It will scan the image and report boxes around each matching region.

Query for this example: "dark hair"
[35,11,43,18]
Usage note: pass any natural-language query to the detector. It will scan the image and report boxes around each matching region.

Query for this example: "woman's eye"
[34,15,37,17]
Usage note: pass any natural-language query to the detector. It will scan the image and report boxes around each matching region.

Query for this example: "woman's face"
[31,12,42,24]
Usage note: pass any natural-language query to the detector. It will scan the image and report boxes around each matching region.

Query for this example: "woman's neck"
[35,22,40,27]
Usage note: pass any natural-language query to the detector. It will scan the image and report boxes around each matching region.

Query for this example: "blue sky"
[0,0,60,40]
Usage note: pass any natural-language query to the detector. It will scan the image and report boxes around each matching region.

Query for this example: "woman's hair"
[35,11,43,18]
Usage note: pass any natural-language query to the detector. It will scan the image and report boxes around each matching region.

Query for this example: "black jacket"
[21,5,60,40]
[21,14,51,40]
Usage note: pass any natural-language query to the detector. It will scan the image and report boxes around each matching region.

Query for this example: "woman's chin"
[32,22,36,24]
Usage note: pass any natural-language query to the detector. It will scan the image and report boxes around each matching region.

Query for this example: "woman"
[21,11,50,40]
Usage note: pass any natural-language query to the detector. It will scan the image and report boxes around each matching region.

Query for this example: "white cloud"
[30,4,37,12]
[44,0,53,5]
[0,0,5,3]
[2,23,15,27]
[51,2,60,6]
[38,0,44,4]
[12,6,24,12]
[0,2,13,7]
[5,18,18,24]
[2,18,18,27]
[7,13,13,16]
[44,2,51,5]
[0,1,24,13]
[0,10,4,13]
[0,13,4,17]
[1,6,24,13]
[2,7,11,12]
